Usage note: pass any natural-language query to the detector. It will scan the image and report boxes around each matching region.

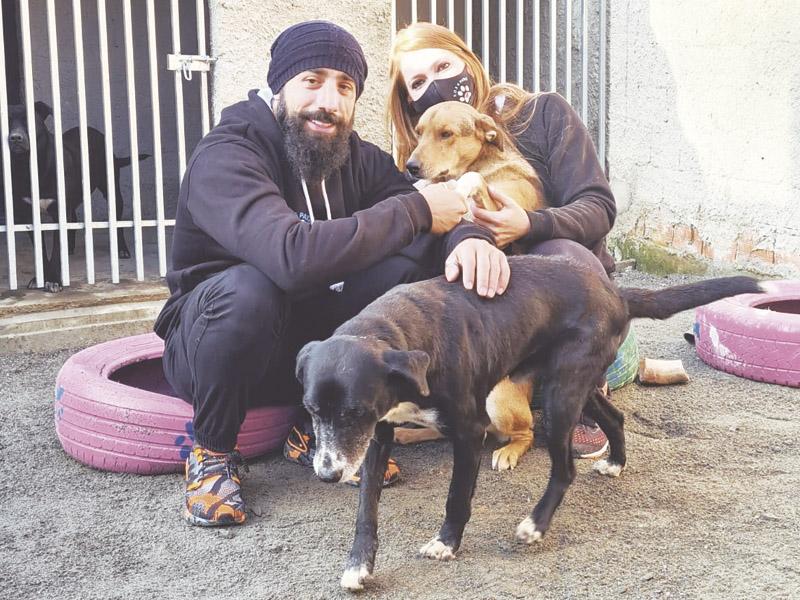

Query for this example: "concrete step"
[0,300,165,353]
[0,279,168,318]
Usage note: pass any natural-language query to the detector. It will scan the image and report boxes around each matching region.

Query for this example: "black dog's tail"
[114,153,151,169]
[620,276,763,320]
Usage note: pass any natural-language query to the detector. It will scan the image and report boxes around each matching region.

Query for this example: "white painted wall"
[608,0,800,275]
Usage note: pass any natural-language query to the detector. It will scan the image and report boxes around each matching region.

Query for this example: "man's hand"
[445,238,510,298]
[420,182,471,235]
[471,185,531,249]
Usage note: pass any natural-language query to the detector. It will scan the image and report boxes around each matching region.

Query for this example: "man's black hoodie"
[154,90,489,338]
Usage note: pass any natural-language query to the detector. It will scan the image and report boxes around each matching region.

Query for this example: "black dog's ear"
[477,114,503,151]
[34,101,53,120]
[295,340,321,383]
[383,349,431,397]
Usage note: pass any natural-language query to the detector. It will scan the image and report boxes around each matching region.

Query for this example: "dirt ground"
[2,270,799,600]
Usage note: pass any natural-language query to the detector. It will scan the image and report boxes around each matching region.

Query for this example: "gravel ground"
[2,269,799,600]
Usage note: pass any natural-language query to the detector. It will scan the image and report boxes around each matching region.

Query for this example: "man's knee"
[199,263,288,333]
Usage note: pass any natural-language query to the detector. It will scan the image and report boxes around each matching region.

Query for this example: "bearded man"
[154,21,510,527]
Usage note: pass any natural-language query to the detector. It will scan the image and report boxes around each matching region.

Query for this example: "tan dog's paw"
[394,426,445,445]
[419,537,456,561]
[491,444,522,470]
[455,171,494,211]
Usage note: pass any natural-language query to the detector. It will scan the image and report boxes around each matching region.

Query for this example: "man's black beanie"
[267,21,368,98]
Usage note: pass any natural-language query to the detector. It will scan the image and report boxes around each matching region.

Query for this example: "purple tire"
[55,333,300,474]
[694,280,800,387]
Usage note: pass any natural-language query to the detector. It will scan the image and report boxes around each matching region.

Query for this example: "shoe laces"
[196,448,249,480]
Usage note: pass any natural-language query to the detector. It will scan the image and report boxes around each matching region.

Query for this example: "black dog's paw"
[340,564,373,592]
[418,537,456,561]
[44,280,63,293]
[515,516,544,544]
[592,459,624,478]
[26,277,63,293]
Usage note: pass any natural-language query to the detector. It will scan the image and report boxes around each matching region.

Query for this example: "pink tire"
[694,280,800,387]
[55,333,301,474]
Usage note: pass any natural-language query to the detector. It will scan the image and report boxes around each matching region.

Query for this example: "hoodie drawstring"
[300,178,333,224]
[300,177,343,293]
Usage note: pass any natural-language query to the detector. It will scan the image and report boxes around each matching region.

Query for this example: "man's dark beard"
[276,96,353,182]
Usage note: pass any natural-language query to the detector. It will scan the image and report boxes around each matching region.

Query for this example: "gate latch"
[167,54,216,81]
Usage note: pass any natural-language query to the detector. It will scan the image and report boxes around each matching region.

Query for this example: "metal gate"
[1,0,211,291]
[392,0,607,165]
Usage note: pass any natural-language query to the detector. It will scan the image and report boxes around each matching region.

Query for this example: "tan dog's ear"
[477,114,504,151]
[384,349,431,397]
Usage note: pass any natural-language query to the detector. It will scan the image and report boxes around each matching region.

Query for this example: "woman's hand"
[471,186,532,249]
[445,238,510,298]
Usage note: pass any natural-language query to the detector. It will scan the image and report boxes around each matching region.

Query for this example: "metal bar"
[550,0,557,92]
[1,220,177,233]
[565,0,572,103]
[47,0,70,287]
[599,0,606,170]
[196,0,211,136]
[481,0,488,73]
[411,0,417,24]
[465,0,472,49]
[20,0,44,288]
[73,0,95,284]
[0,5,17,290]
[146,0,167,276]
[97,0,120,283]
[171,0,187,178]
[447,0,454,29]
[122,0,144,280]
[581,0,588,123]
[516,0,523,85]
[499,0,506,82]
[534,0,541,91]
[431,0,437,25]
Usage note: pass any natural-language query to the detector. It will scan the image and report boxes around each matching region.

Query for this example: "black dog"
[3,102,149,291]
[295,255,764,591]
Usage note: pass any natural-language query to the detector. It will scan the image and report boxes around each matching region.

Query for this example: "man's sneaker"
[184,446,248,527]
[572,417,609,459]
[284,422,401,487]
[283,424,315,467]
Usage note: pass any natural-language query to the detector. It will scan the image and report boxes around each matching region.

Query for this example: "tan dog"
[396,101,546,470]
[407,100,545,216]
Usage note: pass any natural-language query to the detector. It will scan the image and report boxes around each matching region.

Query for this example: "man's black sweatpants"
[161,255,436,452]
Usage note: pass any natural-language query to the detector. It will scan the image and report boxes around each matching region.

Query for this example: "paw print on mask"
[455,84,472,104]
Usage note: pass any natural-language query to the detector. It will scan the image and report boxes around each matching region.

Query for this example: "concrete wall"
[608,0,800,276]
[208,0,394,149]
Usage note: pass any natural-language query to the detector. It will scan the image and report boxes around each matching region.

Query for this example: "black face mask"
[410,68,475,116]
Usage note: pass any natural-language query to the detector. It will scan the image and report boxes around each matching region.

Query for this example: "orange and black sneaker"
[284,421,401,487]
[283,423,315,467]
[184,446,248,527]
